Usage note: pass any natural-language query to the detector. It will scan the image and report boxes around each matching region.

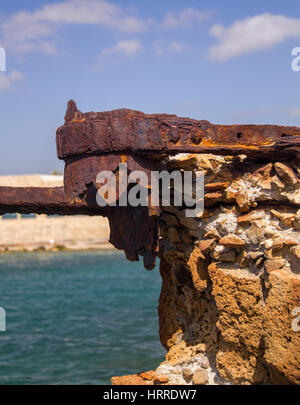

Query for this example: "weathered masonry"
[1,101,300,384]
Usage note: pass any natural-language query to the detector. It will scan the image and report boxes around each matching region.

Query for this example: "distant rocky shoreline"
[0,241,114,253]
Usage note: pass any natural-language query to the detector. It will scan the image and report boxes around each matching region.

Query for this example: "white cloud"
[93,39,142,69]
[0,70,23,90]
[209,13,300,61]
[163,7,209,28]
[1,0,152,54]
[100,39,142,57]
[170,41,184,53]
[153,40,186,56]
[290,107,300,117]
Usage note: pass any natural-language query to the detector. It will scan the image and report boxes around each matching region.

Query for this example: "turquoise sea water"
[0,251,165,385]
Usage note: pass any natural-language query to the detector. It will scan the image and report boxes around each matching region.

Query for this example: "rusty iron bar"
[0,186,159,270]
[0,186,105,216]
[57,100,300,161]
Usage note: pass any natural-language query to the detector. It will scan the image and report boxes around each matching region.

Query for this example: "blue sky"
[0,0,300,174]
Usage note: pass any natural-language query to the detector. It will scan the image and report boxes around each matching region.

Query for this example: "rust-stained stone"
[187,247,209,291]
[216,249,237,263]
[205,182,230,191]
[237,211,263,224]
[263,270,300,384]
[204,192,224,207]
[219,234,245,248]
[199,239,216,254]
[265,259,287,273]
[290,245,300,260]
[156,157,300,385]
[111,374,154,385]
[111,371,169,385]
[283,238,298,247]
[274,162,299,186]
[204,228,220,240]
[208,263,265,384]
[252,163,273,179]
[270,209,296,227]
[235,190,250,212]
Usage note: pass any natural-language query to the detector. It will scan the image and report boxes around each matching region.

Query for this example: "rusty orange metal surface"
[57,100,300,160]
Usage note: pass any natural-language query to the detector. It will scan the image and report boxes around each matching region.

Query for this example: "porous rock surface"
[113,154,300,385]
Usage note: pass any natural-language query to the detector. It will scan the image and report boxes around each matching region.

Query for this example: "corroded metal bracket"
[0,100,299,270]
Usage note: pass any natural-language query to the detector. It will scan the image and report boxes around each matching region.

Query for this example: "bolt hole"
[237,132,243,139]
[281,133,288,138]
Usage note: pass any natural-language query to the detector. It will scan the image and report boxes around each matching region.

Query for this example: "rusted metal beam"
[57,100,300,161]
[0,186,158,270]
[0,186,105,216]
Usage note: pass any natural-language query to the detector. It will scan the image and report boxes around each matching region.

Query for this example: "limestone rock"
[204,192,224,207]
[208,263,265,383]
[246,222,265,244]
[235,190,250,212]
[187,247,209,291]
[201,357,209,369]
[293,209,300,230]
[167,154,199,170]
[156,155,300,386]
[263,270,300,384]
[290,245,300,260]
[199,239,216,254]
[283,238,298,247]
[237,211,263,224]
[205,182,230,191]
[182,367,193,382]
[273,238,284,250]
[153,374,169,384]
[252,163,273,180]
[270,209,295,227]
[249,251,264,260]
[111,370,169,385]
[274,162,298,186]
[219,234,245,248]
[193,369,209,385]
[138,370,155,381]
[270,175,285,191]
[265,259,287,273]
[111,373,154,385]
[251,163,273,190]
[204,227,220,240]
[216,249,236,262]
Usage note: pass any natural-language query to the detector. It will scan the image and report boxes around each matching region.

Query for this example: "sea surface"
[0,250,165,385]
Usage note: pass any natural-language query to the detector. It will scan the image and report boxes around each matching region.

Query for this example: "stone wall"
[155,154,300,385]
